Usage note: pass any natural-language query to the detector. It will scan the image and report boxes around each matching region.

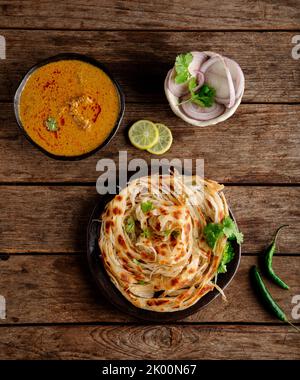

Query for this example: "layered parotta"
[98,172,230,312]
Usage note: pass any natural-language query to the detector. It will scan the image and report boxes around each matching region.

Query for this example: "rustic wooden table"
[0,0,299,360]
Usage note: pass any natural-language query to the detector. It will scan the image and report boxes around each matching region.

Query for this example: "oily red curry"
[18,60,120,156]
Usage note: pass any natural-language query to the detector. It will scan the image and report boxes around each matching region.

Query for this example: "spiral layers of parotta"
[99,173,230,312]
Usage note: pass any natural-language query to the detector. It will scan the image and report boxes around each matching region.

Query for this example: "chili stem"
[265,225,290,290]
[286,320,300,333]
[273,224,289,244]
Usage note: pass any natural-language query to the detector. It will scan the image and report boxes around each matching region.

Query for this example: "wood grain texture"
[1,30,299,102]
[0,324,299,360]
[1,103,299,183]
[0,0,299,361]
[0,255,299,324]
[0,0,299,30]
[0,185,299,254]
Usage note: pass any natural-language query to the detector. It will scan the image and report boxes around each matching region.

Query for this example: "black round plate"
[14,53,125,161]
[87,170,241,322]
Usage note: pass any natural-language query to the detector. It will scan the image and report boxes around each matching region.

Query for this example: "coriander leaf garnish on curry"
[18,59,121,157]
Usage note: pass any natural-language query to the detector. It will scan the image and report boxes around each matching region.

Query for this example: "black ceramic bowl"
[14,53,125,160]
[87,168,242,322]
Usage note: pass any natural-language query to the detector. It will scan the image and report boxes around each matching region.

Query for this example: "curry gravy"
[19,60,120,156]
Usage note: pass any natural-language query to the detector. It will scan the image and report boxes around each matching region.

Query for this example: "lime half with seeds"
[147,123,173,155]
[128,120,159,150]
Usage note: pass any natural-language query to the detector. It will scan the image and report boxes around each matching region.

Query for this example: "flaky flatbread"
[99,172,229,312]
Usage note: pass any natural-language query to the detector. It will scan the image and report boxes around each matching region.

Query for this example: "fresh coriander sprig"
[125,216,135,233]
[218,241,235,274]
[203,223,223,248]
[174,53,193,84]
[141,228,151,238]
[141,201,154,213]
[174,52,216,107]
[203,217,242,274]
[204,216,243,249]
[45,117,58,132]
[133,258,141,266]
[222,217,244,244]
[178,78,216,108]
[190,82,216,107]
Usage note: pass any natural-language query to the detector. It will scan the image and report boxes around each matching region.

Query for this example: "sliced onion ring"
[225,58,244,100]
[180,96,225,121]
[166,68,189,98]
[213,58,244,105]
[201,55,236,108]
[188,52,207,77]
[167,68,205,98]
[192,71,205,92]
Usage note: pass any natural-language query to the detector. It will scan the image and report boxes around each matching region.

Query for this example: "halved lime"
[147,123,173,155]
[128,120,159,150]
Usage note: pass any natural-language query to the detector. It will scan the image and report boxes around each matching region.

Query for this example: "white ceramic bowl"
[164,51,244,127]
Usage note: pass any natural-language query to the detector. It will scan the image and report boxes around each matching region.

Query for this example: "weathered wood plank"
[0,186,299,254]
[1,103,299,183]
[0,0,299,30]
[0,255,299,324]
[0,324,299,360]
[1,31,299,102]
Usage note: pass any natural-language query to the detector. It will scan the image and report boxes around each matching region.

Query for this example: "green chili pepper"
[265,225,289,290]
[251,266,300,332]
[251,266,286,321]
